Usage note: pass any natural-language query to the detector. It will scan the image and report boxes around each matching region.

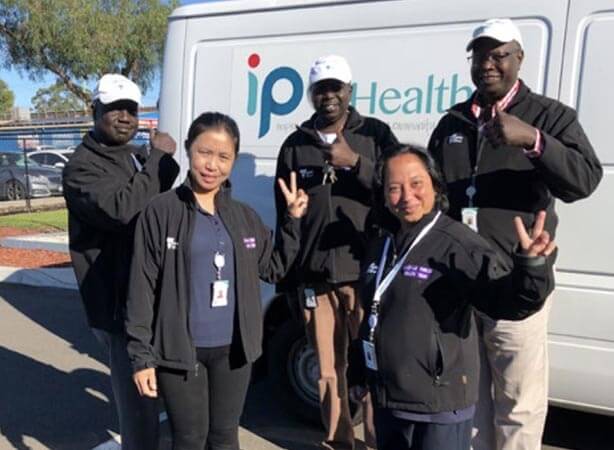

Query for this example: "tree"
[0,0,177,105]
[0,78,14,115]
[31,81,88,113]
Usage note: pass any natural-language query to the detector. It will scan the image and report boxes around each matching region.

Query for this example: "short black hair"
[377,144,449,212]
[185,112,240,155]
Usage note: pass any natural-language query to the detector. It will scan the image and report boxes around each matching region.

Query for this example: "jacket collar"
[178,175,233,211]
[383,209,440,255]
[446,79,531,128]
[82,131,136,159]
[295,106,365,142]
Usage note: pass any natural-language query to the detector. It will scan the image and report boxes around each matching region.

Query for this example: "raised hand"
[322,130,359,168]
[133,368,158,398]
[150,128,177,155]
[278,171,309,219]
[514,210,557,257]
[484,104,538,149]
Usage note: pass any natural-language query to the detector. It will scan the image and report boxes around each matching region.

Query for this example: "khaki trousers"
[303,283,376,450]
[471,299,552,450]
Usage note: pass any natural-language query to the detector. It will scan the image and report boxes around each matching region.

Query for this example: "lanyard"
[368,211,442,342]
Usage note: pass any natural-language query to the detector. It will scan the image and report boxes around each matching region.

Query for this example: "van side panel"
[549,0,614,414]
[159,0,614,415]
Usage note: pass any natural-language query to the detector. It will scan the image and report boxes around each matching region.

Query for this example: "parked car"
[0,152,63,200]
[27,149,74,169]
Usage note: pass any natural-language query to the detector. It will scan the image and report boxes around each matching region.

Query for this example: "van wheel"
[267,319,363,428]
[5,180,26,201]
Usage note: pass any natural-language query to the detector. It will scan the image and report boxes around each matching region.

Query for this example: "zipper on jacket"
[328,183,337,283]
[184,201,199,374]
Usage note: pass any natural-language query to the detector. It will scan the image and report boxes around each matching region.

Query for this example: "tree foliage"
[0,0,177,105]
[31,81,87,113]
[0,78,14,115]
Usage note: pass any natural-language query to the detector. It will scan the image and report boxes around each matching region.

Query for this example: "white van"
[159,0,614,422]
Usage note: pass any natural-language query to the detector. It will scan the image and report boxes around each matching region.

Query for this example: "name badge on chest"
[362,340,378,371]
[462,207,479,233]
[211,251,229,307]
[304,288,317,309]
[211,280,229,307]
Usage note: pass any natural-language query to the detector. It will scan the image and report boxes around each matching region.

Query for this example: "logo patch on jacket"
[448,133,464,144]
[403,264,433,280]
[366,262,378,274]
[243,237,256,249]
[299,168,314,179]
[166,237,178,250]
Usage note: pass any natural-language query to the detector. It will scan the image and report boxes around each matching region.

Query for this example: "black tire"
[5,179,26,201]
[267,318,363,428]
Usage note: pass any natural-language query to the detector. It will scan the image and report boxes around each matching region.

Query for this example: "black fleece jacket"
[125,179,301,373]
[357,210,553,414]
[275,107,398,287]
[428,81,602,266]
[63,132,179,332]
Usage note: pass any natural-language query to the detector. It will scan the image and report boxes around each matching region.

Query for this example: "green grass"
[0,209,68,231]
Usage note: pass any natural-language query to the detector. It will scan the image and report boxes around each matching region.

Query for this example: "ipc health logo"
[247,53,473,138]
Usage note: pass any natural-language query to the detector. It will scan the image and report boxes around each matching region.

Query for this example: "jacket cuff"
[132,359,157,373]
[512,253,546,267]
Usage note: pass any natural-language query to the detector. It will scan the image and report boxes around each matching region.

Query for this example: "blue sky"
[0,0,215,108]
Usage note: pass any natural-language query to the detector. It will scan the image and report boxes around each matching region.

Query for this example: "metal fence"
[0,126,151,211]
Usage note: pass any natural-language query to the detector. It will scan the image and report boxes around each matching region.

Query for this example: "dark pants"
[93,329,160,450]
[157,345,251,450]
[374,408,472,450]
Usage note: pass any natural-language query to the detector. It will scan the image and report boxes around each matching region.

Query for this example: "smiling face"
[385,153,436,224]
[188,128,237,195]
[93,100,139,146]
[470,38,523,103]
[309,79,352,129]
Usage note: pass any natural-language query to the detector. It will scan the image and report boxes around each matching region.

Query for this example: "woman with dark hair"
[353,145,555,450]
[124,112,308,450]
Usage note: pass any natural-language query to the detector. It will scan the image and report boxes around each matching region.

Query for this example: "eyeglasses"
[467,49,520,65]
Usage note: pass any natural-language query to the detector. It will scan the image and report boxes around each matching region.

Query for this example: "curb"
[0,232,69,253]
[0,196,66,216]
[0,266,77,290]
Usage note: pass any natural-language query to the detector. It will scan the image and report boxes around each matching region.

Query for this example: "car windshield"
[0,153,43,168]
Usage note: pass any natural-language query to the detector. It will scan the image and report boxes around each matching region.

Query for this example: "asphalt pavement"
[0,283,612,449]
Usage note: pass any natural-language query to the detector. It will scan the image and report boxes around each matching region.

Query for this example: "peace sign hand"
[514,210,557,257]
[278,171,309,219]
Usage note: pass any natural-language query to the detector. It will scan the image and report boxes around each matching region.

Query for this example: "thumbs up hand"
[322,130,360,168]
[484,104,538,149]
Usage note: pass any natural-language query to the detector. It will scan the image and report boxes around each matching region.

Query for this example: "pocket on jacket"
[429,329,446,385]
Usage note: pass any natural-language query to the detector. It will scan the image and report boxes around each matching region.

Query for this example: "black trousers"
[374,407,473,450]
[158,346,251,450]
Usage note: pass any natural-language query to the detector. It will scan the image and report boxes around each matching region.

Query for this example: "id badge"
[461,207,479,233]
[304,288,317,309]
[362,340,378,371]
[211,280,229,307]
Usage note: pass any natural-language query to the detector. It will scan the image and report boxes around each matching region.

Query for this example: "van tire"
[267,318,364,428]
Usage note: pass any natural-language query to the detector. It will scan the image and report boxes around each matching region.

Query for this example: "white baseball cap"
[466,18,524,52]
[92,73,142,105]
[308,55,352,86]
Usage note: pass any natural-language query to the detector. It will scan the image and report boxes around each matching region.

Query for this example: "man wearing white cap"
[274,55,398,449]
[428,18,602,450]
[63,73,179,450]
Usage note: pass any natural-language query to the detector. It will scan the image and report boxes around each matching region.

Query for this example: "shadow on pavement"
[0,284,105,365]
[0,347,114,449]
[0,283,116,449]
